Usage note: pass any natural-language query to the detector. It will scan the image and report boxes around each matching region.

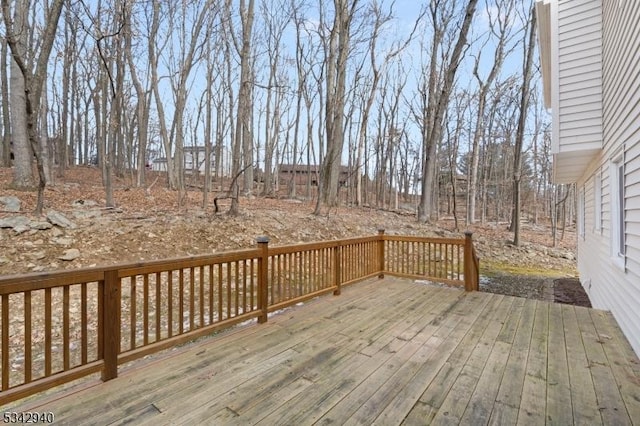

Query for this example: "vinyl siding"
[556,0,602,153]
[576,0,640,357]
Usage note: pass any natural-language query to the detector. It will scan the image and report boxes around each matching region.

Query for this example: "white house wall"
[556,0,603,154]
[576,0,640,356]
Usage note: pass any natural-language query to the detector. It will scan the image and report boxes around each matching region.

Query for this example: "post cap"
[256,236,270,243]
[378,228,385,233]
[464,230,473,237]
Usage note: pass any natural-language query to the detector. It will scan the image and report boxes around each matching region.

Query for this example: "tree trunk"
[229,0,255,215]
[3,0,65,214]
[418,0,479,223]
[7,0,34,189]
[9,54,33,188]
[511,4,536,245]
[1,36,12,166]
[320,0,357,208]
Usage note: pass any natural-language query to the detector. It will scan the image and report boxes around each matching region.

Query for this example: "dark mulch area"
[480,274,592,307]
[554,277,592,307]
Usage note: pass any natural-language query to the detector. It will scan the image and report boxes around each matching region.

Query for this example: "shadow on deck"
[12,277,640,425]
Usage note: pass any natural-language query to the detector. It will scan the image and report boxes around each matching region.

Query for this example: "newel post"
[463,231,476,292]
[378,228,385,278]
[102,269,121,381]
[257,236,270,324]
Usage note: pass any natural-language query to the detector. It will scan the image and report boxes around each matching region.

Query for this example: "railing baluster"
[199,266,205,327]
[144,274,149,345]
[1,294,8,390]
[250,259,255,311]
[269,256,275,305]
[167,270,173,338]
[298,252,303,297]
[63,286,70,370]
[226,262,232,319]
[234,261,240,316]
[312,249,317,291]
[81,283,88,364]
[321,248,326,288]
[155,272,161,342]
[189,267,195,331]
[459,244,463,280]
[242,260,247,315]
[277,255,282,302]
[44,288,51,377]
[24,291,31,383]
[333,245,341,295]
[97,280,104,364]
[217,264,223,321]
[179,269,184,334]
[285,254,290,298]
[130,277,136,349]
[208,265,214,325]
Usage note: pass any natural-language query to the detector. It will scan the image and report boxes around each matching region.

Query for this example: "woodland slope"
[0,167,576,280]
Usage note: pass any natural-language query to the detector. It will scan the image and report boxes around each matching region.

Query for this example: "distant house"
[183,146,215,174]
[278,164,350,187]
[537,0,640,355]
[150,146,215,174]
[151,157,167,172]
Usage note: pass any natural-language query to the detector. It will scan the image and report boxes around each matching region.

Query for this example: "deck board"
[562,303,603,424]
[11,277,640,425]
[545,302,574,425]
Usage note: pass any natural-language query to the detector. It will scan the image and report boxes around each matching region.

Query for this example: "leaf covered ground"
[0,166,577,279]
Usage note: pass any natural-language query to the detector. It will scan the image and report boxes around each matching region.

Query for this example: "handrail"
[0,231,478,405]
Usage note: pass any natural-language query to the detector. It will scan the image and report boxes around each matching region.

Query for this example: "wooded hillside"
[1,0,576,243]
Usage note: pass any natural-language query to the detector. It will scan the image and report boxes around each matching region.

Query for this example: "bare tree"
[511,2,536,245]
[317,0,360,211]
[2,0,65,213]
[260,0,291,196]
[228,0,256,215]
[416,0,479,223]
[467,0,516,224]
[124,1,151,187]
[1,35,11,166]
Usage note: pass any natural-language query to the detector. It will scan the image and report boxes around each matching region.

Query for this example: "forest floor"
[0,166,584,304]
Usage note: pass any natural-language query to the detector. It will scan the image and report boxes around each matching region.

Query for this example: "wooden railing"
[0,231,479,405]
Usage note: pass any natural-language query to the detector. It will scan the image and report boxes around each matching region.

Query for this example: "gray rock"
[13,225,30,234]
[0,215,30,229]
[47,210,77,229]
[0,196,21,212]
[30,221,53,230]
[72,209,101,220]
[0,257,9,265]
[53,237,73,246]
[30,251,46,260]
[59,248,80,261]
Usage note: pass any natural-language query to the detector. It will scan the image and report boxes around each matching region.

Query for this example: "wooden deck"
[12,277,640,425]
